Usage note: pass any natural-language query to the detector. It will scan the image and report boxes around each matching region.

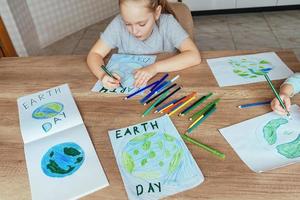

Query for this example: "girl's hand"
[101,73,121,89]
[271,94,291,115]
[133,65,157,88]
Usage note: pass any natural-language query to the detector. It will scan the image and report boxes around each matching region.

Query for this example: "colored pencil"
[142,91,169,117]
[181,134,225,159]
[154,86,183,108]
[150,73,168,92]
[155,99,178,113]
[186,106,217,134]
[168,96,196,116]
[238,100,271,108]
[161,94,192,114]
[152,75,180,94]
[179,92,213,116]
[144,83,177,105]
[159,96,187,113]
[124,80,159,100]
[189,98,220,121]
[101,65,125,89]
[264,73,290,117]
[188,104,216,129]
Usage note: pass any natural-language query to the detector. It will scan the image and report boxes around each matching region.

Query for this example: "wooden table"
[1,50,299,200]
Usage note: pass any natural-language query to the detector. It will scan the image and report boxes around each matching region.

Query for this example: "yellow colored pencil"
[188,114,204,129]
[168,96,196,116]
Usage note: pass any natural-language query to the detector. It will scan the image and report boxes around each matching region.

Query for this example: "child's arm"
[87,39,121,89]
[271,73,300,115]
[134,37,201,87]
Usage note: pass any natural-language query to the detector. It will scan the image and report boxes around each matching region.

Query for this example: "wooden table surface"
[1,50,299,200]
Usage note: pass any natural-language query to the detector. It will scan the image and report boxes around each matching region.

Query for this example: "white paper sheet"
[109,115,204,200]
[219,105,300,172]
[17,84,109,200]
[207,52,294,87]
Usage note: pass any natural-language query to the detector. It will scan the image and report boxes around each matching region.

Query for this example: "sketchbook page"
[92,54,156,94]
[207,52,294,87]
[108,115,204,200]
[219,105,300,173]
[24,124,109,200]
[17,84,83,144]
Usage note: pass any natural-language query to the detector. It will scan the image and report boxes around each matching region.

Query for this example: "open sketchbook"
[207,52,294,87]
[17,84,109,200]
[219,105,300,173]
[92,54,156,94]
[109,115,204,200]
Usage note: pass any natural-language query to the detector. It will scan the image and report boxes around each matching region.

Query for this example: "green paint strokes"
[131,132,156,142]
[168,150,183,173]
[49,151,54,157]
[165,150,171,157]
[75,157,83,164]
[149,151,156,159]
[141,158,148,166]
[263,118,288,145]
[133,149,139,155]
[142,141,151,151]
[64,147,81,156]
[276,134,300,159]
[122,152,135,173]
[47,160,75,174]
[159,161,164,167]
[164,133,175,142]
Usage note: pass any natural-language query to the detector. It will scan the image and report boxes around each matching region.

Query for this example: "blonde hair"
[119,0,176,18]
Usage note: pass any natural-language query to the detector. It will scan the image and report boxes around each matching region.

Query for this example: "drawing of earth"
[32,102,64,119]
[109,62,142,88]
[41,142,85,178]
[121,132,184,181]
[229,58,273,78]
[256,118,300,159]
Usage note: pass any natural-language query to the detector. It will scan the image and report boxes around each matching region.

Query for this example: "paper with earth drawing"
[207,52,293,87]
[108,115,204,200]
[17,84,108,200]
[219,104,300,172]
[92,54,156,94]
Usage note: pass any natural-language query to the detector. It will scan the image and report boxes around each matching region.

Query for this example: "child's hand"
[133,65,157,88]
[101,73,121,89]
[270,94,291,115]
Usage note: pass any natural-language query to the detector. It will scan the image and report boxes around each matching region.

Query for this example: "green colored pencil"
[181,134,225,159]
[179,92,213,116]
[142,91,169,117]
[187,106,216,134]
[263,74,290,117]
[190,98,220,121]
[101,65,125,89]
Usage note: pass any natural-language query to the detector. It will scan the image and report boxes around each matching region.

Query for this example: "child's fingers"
[271,99,286,115]
[112,73,121,81]
[282,96,291,111]
[135,73,147,88]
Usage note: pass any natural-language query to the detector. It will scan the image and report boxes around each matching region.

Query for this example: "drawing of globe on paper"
[255,117,300,159]
[41,142,85,178]
[118,130,202,199]
[206,52,294,87]
[229,57,273,78]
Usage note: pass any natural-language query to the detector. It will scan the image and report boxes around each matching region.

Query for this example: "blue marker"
[238,100,271,109]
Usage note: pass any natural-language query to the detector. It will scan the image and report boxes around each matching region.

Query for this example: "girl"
[271,73,300,115]
[87,0,201,89]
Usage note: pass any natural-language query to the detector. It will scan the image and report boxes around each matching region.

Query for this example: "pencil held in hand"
[101,65,125,89]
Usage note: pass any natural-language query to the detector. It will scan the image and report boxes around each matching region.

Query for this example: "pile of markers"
[124,73,221,135]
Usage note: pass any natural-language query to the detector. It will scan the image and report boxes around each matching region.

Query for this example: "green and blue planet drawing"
[262,118,300,159]
[41,142,85,178]
[32,102,64,132]
[229,58,273,78]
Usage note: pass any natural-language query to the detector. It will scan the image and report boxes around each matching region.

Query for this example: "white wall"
[0,0,119,56]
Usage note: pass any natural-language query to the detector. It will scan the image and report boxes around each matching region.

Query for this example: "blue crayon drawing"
[92,54,156,94]
[32,102,64,119]
[41,142,85,178]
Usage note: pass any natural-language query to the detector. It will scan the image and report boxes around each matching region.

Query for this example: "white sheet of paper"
[17,84,83,143]
[25,124,108,200]
[92,54,156,94]
[17,84,109,200]
[109,115,204,200]
[207,52,294,87]
[219,105,300,172]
